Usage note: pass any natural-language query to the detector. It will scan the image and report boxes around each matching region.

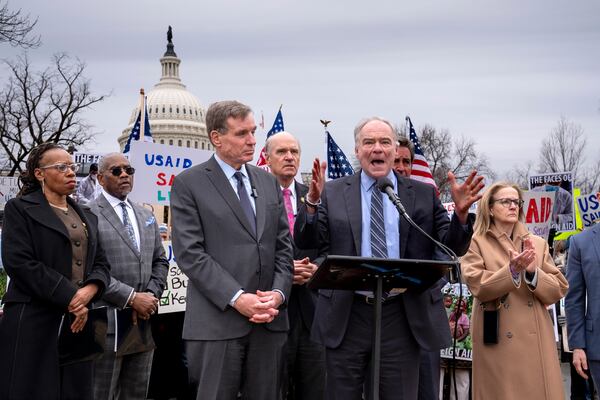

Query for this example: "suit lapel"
[344,174,362,255]
[592,224,600,263]
[396,175,415,258]
[295,181,308,210]
[132,203,152,281]
[204,157,256,238]
[22,191,70,241]
[98,194,140,256]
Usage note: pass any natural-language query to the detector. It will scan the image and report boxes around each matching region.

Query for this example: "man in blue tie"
[294,117,484,400]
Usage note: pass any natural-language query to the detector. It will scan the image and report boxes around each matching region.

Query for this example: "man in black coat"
[266,131,326,400]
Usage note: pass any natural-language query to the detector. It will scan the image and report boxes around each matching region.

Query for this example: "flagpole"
[139,88,145,143]
[320,119,331,181]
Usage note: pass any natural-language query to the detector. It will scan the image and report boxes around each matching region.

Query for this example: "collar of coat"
[486,221,531,252]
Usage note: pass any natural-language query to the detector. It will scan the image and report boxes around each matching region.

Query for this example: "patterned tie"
[370,187,388,258]
[233,171,256,234]
[119,201,138,251]
[282,188,295,237]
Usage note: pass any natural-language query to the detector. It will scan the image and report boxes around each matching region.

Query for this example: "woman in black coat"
[0,143,111,400]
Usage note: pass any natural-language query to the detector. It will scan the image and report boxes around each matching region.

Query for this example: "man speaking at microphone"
[294,116,484,400]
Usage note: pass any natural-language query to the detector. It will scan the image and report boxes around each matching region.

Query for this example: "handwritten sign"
[128,141,212,205]
[158,241,188,314]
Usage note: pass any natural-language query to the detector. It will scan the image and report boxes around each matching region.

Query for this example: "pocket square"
[145,216,156,226]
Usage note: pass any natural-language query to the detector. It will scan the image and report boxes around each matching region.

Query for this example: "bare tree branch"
[0,53,106,175]
[0,0,40,48]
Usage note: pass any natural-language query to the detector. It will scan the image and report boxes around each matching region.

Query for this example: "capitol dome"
[118,33,212,151]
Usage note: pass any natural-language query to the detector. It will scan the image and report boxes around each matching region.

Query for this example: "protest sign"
[576,192,600,228]
[73,152,104,176]
[528,171,574,233]
[523,191,556,240]
[0,176,20,210]
[157,241,188,314]
[442,202,477,219]
[128,141,212,205]
[440,283,473,362]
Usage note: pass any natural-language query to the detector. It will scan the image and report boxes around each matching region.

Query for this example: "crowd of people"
[0,99,599,400]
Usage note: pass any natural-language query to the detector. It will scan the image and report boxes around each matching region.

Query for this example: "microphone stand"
[381,185,466,400]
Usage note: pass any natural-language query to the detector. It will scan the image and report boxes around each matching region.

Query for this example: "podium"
[308,255,456,400]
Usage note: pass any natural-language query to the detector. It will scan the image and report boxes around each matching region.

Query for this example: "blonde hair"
[473,181,525,237]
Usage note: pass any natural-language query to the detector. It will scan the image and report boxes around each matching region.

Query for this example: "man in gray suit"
[90,153,168,400]
[566,191,600,393]
[265,131,326,400]
[171,100,294,400]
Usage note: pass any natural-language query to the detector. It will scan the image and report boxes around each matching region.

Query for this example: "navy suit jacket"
[565,223,600,360]
[294,171,474,351]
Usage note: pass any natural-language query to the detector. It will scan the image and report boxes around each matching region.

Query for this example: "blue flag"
[327,131,354,179]
[123,99,152,154]
[267,109,284,138]
[257,108,285,167]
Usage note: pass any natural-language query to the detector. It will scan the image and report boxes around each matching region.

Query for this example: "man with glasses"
[89,153,168,400]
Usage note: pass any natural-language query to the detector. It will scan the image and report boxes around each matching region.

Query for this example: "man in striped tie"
[294,116,484,400]
[265,131,326,400]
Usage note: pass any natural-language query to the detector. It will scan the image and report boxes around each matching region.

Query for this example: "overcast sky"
[3,0,599,177]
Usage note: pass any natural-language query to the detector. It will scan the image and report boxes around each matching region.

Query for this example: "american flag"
[123,97,153,154]
[406,116,437,189]
[256,109,284,168]
[327,131,354,179]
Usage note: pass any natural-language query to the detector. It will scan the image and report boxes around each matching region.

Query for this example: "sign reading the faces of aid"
[158,241,188,313]
[523,191,556,241]
[0,176,20,210]
[128,141,212,205]
[576,193,600,228]
[528,171,575,233]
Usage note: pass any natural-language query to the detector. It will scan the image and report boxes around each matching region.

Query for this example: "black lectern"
[308,255,456,400]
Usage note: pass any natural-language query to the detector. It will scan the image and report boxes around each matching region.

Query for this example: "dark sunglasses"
[110,166,136,176]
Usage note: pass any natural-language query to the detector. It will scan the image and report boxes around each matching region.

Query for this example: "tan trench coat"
[462,222,568,400]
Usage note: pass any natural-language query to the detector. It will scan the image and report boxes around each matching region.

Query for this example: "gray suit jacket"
[171,156,294,341]
[566,223,600,360]
[89,194,168,336]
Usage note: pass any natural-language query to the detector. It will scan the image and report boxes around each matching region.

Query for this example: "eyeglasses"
[492,198,524,208]
[40,163,80,173]
[109,166,135,176]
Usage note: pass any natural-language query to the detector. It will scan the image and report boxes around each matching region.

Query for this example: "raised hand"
[307,158,327,212]
[448,170,485,224]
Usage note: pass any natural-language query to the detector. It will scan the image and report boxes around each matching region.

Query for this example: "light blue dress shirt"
[214,154,256,214]
[360,170,400,259]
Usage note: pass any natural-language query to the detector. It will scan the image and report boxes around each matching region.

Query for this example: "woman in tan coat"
[462,182,568,400]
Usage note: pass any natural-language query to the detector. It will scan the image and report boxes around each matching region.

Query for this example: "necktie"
[282,188,295,236]
[370,187,388,258]
[119,201,138,251]
[233,171,256,234]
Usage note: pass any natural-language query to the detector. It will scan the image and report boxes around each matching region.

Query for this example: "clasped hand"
[234,290,283,324]
[509,237,537,274]
[68,283,99,333]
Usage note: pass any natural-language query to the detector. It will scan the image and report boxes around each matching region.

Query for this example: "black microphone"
[376,177,459,264]
[251,186,258,198]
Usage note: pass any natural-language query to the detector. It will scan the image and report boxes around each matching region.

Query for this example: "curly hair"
[18,142,64,197]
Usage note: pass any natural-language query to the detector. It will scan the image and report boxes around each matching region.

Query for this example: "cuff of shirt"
[124,288,135,309]
[229,289,244,307]
[525,269,538,288]
[273,289,286,305]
